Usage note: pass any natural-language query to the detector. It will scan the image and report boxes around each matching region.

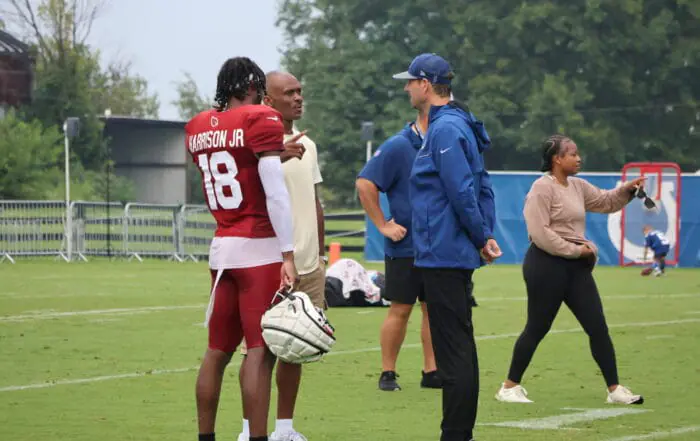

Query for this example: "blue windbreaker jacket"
[409,103,495,269]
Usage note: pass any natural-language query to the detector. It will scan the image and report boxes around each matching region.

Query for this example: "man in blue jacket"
[356,111,442,392]
[393,53,501,441]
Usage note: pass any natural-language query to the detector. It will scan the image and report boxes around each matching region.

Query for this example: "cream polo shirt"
[281,127,323,275]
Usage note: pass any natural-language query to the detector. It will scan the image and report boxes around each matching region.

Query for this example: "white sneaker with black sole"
[495,383,533,403]
[606,385,644,404]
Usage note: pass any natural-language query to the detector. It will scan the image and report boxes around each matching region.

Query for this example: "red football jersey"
[185,105,284,238]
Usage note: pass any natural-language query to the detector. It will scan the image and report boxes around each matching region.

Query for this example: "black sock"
[198,434,215,441]
[249,437,268,441]
[660,258,666,271]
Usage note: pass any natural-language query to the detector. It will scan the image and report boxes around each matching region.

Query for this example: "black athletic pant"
[656,252,667,272]
[422,268,478,441]
[507,244,619,387]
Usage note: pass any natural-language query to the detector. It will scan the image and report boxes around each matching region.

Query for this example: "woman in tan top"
[494,134,647,406]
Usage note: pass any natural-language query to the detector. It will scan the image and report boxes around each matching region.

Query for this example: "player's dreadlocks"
[540,134,571,172]
[213,57,266,111]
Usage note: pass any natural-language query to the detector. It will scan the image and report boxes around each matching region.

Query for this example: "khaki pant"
[239,261,326,355]
[296,261,327,310]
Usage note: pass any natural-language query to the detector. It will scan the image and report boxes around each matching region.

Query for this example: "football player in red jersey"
[187,57,298,441]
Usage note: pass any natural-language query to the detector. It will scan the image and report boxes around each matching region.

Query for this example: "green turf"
[1,261,699,441]
[325,219,365,233]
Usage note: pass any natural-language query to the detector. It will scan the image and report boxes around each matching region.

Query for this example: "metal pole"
[64,125,72,262]
[106,161,111,259]
[104,112,112,259]
[365,140,373,162]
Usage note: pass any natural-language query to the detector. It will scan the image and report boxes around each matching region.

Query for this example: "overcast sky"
[87,0,284,120]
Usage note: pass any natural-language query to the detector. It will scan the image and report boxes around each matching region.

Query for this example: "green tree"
[277,0,700,206]
[8,0,160,171]
[449,0,700,169]
[0,109,62,199]
[94,60,160,119]
[29,44,107,169]
[173,72,211,120]
[277,0,464,206]
[40,161,136,202]
[172,72,212,204]
[0,109,135,201]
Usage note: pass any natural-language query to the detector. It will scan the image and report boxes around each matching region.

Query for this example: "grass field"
[1,260,699,441]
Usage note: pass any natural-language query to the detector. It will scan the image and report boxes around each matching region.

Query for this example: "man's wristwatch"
[320,255,328,264]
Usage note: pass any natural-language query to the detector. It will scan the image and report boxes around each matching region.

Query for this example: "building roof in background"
[100,115,185,129]
[0,30,30,56]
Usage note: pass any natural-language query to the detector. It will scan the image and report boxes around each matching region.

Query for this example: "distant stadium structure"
[0,30,33,111]
[101,116,188,205]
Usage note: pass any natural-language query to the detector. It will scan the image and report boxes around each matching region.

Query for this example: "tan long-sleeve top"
[523,174,633,259]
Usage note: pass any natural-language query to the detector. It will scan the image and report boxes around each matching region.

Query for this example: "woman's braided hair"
[540,134,570,172]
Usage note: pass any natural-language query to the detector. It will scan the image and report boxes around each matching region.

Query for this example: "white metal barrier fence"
[1,201,367,263]
[71,201,124,260]
[123,203,183,262]
[0,200,69,263]
[178,204,216,261]
[0,200,203,263]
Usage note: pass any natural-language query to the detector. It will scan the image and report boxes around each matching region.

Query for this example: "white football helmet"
[261,288,336,364]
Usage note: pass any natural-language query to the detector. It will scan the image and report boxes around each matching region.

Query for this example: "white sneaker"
[653,269,662,277]
[606,385,644,404]
[270,430,308,441]
[495,383,533,403]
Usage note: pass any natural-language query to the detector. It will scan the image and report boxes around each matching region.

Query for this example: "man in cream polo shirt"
[266,71,326,305]
[235,71,326,441]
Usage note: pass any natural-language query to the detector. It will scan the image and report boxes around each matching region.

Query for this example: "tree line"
[1,0,158,201]
[2,0,698,209]
[274,0,699,207]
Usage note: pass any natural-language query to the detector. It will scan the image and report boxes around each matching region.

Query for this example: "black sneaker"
[378,371,401,391]
[420,370,443,389]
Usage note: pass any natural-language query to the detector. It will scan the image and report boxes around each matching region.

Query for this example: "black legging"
[507,243,619,387]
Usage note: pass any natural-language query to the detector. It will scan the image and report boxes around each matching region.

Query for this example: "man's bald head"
[266,71,295,88]
[264,71,304,122]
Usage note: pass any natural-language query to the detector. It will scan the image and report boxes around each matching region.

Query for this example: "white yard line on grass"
[477,292,700,302]
[0,290,154,299]
[29,274,140,281]
[480,407,650,430]
[606,425,700,441]
[645,335,674,340]
[0,305,206,322]
[0,367,196,392]
[3,292,699,323]
[1,317,698,393]
[87,318,124,324]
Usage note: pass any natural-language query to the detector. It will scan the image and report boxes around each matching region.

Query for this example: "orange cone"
[328,242,342,266]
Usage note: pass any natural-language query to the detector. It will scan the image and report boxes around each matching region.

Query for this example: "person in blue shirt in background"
[393,53,501,441]
[642,225,670,277]
[356,109,443,392]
